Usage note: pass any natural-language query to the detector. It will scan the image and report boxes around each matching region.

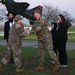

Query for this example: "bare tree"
[43,4,60,25]
[43,4,75,26]
[61,11,75,22]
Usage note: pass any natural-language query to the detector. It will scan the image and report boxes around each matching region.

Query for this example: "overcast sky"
[14,0,75,18]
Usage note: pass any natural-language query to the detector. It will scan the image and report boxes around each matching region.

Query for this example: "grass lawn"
[0,27,75,42]
[1,33,75,42]
[68,27,75,32]
[23,34,37,40]
[24,27,75,42]
[68,27,75,42]
[68,33,75,42]
[0,46,75,75]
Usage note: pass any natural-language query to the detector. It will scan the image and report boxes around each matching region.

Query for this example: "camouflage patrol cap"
[14,15,23,22]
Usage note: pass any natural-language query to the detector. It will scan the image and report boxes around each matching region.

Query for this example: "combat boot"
[52,60,61,71]
[34,62,44,71]
[16,67,24,72]
[0,63,4,71]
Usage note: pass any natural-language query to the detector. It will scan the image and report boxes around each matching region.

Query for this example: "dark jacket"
[65,20,72,28]
[56,21,68,42]
[4,21,10,41]
[51,23,57,41]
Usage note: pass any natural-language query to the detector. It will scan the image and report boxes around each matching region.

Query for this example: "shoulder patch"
[40,18,44,23]
[15,23,21,29]
[38,18,44,24]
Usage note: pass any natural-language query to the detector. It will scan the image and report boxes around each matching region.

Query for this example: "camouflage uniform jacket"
[8,22,27,46]
[30,18,51,40]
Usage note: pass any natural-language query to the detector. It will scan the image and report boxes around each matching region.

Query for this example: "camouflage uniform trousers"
[38,38,58,63]
[1,43,22,68]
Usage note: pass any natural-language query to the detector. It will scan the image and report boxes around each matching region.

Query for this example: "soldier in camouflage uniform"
[30,10,60,71]
[0,15,29,72]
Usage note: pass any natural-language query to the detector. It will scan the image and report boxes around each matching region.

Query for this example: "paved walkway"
[0,40,75,50]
